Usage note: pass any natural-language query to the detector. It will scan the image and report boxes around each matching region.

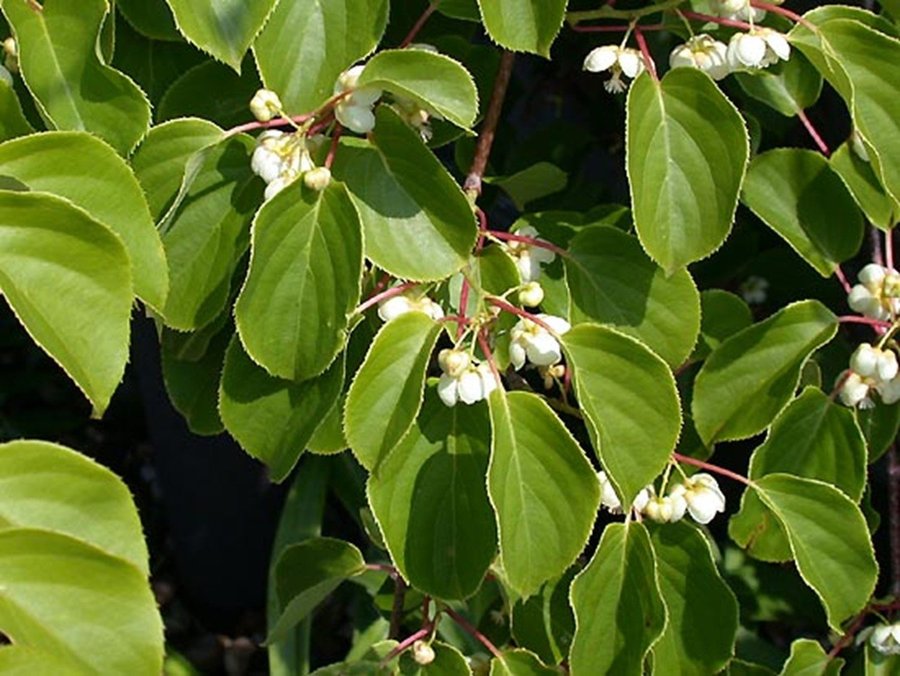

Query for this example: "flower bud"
[519,281,545,307]
[250,88,283,122]
[850,343,879,378]
[412,640,436,665]
[439,349,471,378]
[840,372,871,408]
[303,166,332,191]
[870,623,900,655]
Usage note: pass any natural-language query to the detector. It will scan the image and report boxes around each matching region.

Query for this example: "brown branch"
[464,51,515,196]
[389,576,408,640]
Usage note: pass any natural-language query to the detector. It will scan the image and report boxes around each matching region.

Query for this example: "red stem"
[834,265,852,294]
[399,1,442,48]
[477,329,503,389]
[571,22,667,32]
[633,29,658,80]
[839,315,893,330]
[476,208,488,250]
[829,370,851,402]
[672,452,752,486]
[487,298,556,333]
[226,113,314,137]
[750,0,814,28]
[365,563,398,576]
[680,10,753,30]
[381,627,432,665]
[487,230,568,257]
[324,124,342,169]
[355,282,418,315]
[443,608,503,659]
[797,109,830,156]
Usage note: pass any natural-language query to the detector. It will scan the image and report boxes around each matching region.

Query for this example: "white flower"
[598,471,622,512]
[870,623,900,655]
[669,35,730,80]
[335,103,377,134]
[412,640,436,665]
[848,264,900,321]
[878,375,900,405]
[250,88,283,122]
[643,493,687,523]
[503,226,556,283]
[334,65,382,134]
[437,360,498,407]
[671,473,726,524]
[303,166,332,191]
[714,0,766,21]
[518,281,544,307]
[509,314,570,370]
[727,29,790,70]
[264,174,297,201]
[633,487,651,513]
[851,343,899,382]
[840,372,874,409]
[583,45,645,94]
[377,292,444,323]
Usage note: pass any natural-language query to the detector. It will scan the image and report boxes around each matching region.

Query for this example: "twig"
[389,576,408,640]
[633,29,658,80]
[444,607,503,658]
[834,265,852,294]
[477,328,503,389]
[353,282,418,316]
[797,109,830,156]
[672,452,752,486]
[750,0,815,28]
[838,315,893,330]
[324,124,342,169]
[381,627,431,665]
[872,226,885,267]
[486,230,568,257]
[487,298,556,333]
[399,1,443,48]
[571,22,667,32]
[464,51,516,196]
[365,563,399,576]
[679,10,754,30]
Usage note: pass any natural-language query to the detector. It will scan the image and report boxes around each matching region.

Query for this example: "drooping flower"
[502,226,556,283]
[583,45,645,94]
[840,372,875,409]
[848,264,900,321]
[669,34,730,80]
[518,281,545,307]
[598,471,651,515]
[377,292,444,323]
[671,473,726,524]
[437,353,498,408]
[714,0,766,22]
[251,130,318,199]
[250,88,283,122]
[726,29,791,70]
[509,314,570,370]
[643,492,688,523]
[870,623,900,656]
[334,65,383,134]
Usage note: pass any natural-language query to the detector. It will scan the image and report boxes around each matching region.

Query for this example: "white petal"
[850,343,879,378]
[598,472,622,511]
[840,373,871,407]
[735,34,767,67]
[336,103,376,134]
[457,370,484,404]
[583,45,618,73]
[847,285,885,319]
[349,86,382,107]
[539,314,571,335]
[859,263,887,287]
[477,363,499,398]
[531,245,556,265]
[669,46,695,70]
[878,350,899,382]
[516,251,537,282]
[264,175,293,200]
[617,49,643,78]
[437,374,459,407]
[763,31,791,60]
[632,488,651,513]
[878,376,900,405]
[509,341,527,371]
[377,296,413,322]
[525,332,562,366]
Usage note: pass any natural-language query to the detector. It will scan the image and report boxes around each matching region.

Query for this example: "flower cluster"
[250,130,329,200]
[334,65,383,134]
[502,226,556,283]
[848,264,900,321]
[669,34,730,80]
[599,471,726,525]
[840,343,900,408]
[377,291,444,323]
[509,315,570,371]
[714,0,766,22]
[868,622,900,656]
[583,45,645,93]
[437,349,498,407]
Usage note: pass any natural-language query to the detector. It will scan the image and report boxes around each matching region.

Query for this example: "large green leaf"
[117,0,181,41]
[0,131,168,310]
[235,181,363,381]
[859,401,900,464]
[0,440,149,573]
[734,54,822,118]
[487,389,599,598]
[163,0,277,71]
[401,642,471,675]
[0,528,164,675]
[649,523,738,676]
[626,69,748,273]
[569,522,667,676]
[161,134,261,330]
[345,312,442,472]
[562,324,682,508]
[269,537,367,643]
[511,572,575,665]
[693,289,753,361]
[565,225,700,368]
[0,191,132,416]
[692,301,838,445]
[475,0,567,57]
[220,337,345,482]
[753,474,878,630]
[490,649,559,675]
[2,0,150,154]
[830,142,896,231]
[778,639,842,676]
[0,80,33,143]
[368,393,497,600]
[253,0,388,114]
[358,49,478,129]
[345,107,477,280]
[741,149,863,277]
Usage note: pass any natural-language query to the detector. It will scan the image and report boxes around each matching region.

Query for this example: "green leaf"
[570,522,667,676]
[220,337,345,482]
[0,190,132,416]
[692,300,838,445]
[129,117,225,222]
[830,142,895,231]
[344,107,477,280]
[358,49,478,129]
[368,392,496,601]
[487,389,599,598]
[0,440,149,573]
[401,642,471,675]
[161,323,230,436]
[253,0,389,114]
[778,638,842,676]
[734,54,823,117]
[626,69,749,273]
[235,181,363,381]
[0,528,164,675]
[511,572,575,665]
[729,488,792,563]
[475,0,567,57]
[0,80,33,143]
[649,522,738,676]
[858,401,900,464]
[345,312,442,472]
[0,645,73,675]
[161,134,261,330]
[487,162,568,210]
[269,537,367,643]
[562,324,682,507]
[693,290,753,361]
[2,0,150,154]
[490,649,559,675]
[117,0,181,41]
[163,0,277,71]
[741,149,863,277]
[753,474,878,630]
[863,642,900,675]
[565,225,701,368]
[0,131,169,310]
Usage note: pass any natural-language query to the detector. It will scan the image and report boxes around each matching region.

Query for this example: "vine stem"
[750,0,815,28]
[834,265,852,294]
[389,576,408,640]
[888,230,895,271]
[679,10,753,30]
[829,370,851,402]
[381,627,431,665]
[353,281,418,316]
[797,109,830,156]
[226,113,314,137]
[324,124,343,169]
[838,315,893,330]
[443,607,503,659]
[458,278,471,340]
[672,452,752,486]
[487,297,556,333]
[477,328,503,389]
[464,51,516,196]
[570,22,667,32]
[365,563,399,576]
[872,226,885,267]
[486,230,569,257]
[399,0,443,48]
[633,29,658,80]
